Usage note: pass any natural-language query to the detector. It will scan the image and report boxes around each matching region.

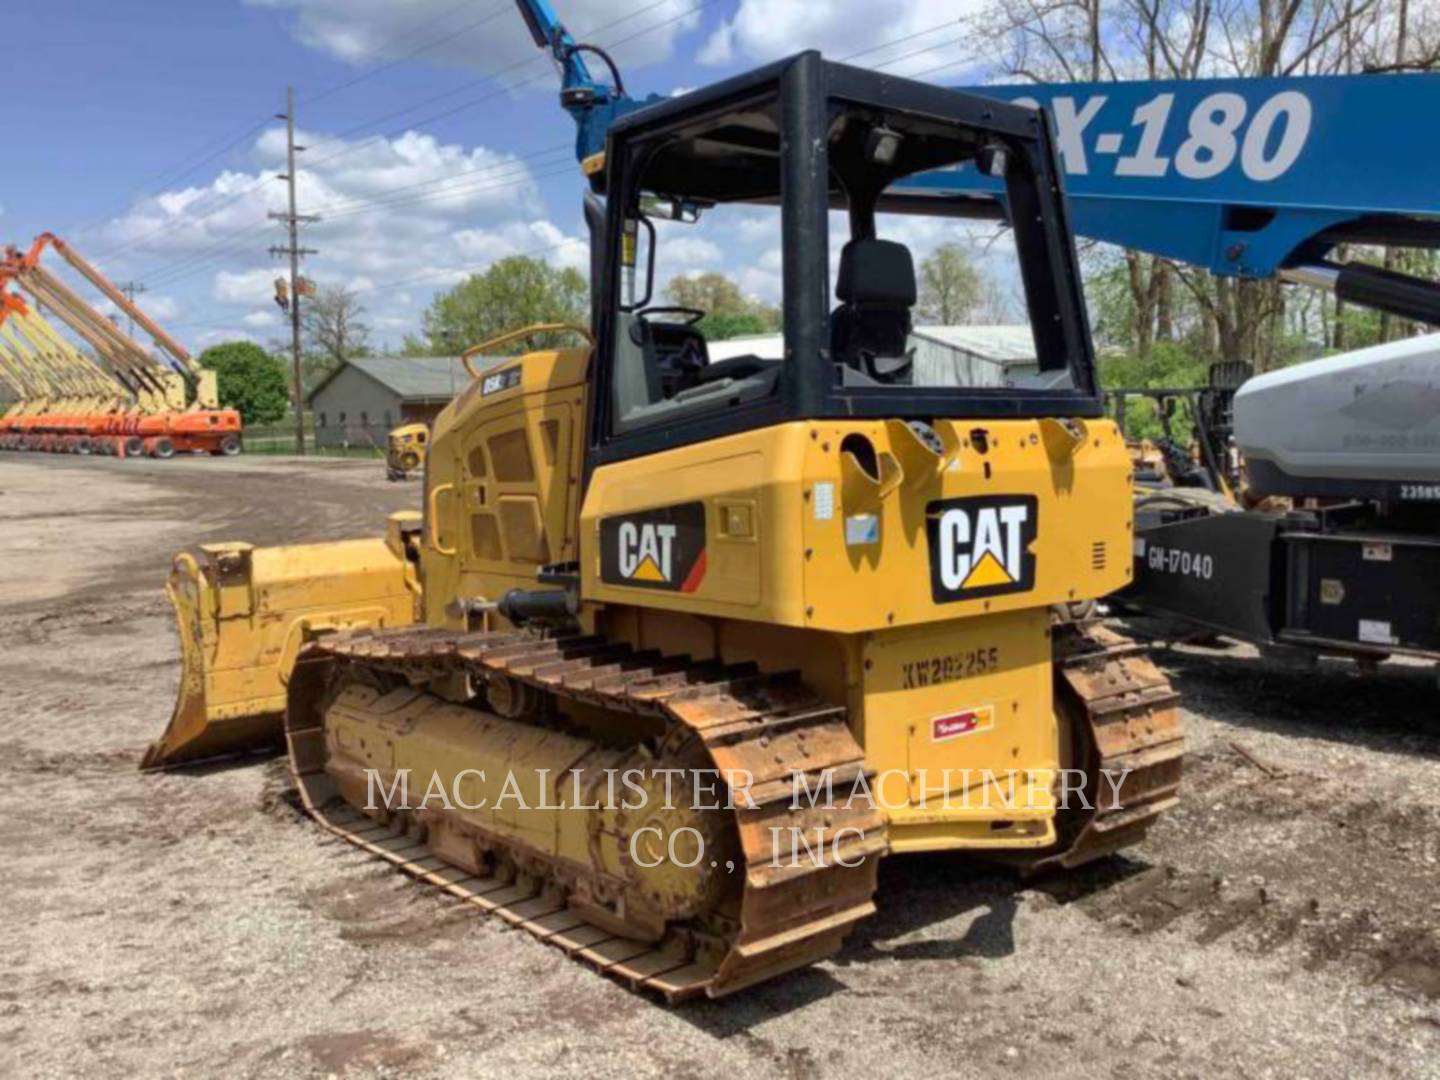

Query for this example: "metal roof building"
[304,325,1038,446]
[706,326,1037,384]
[909,325,1038,387]
[306,355,483,448]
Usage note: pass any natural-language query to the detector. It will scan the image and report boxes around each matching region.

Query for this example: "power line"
[350,235,587,300]
[145,233,272,290]
[838,18,962,63]
[302,1,513,107]
[62,3,499,248]
[301,0,701,173]
[85,169,282,264]
[867,35,969,74]
[99,4,988,324]
[83,1,691,266]
[115,281,146,338]
[59,114,276,241]
[309,150,574,218]
[909,55,976,81]
[139,143,574,288]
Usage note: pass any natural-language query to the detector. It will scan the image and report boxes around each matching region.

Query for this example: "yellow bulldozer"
[385,421,429,481]
[144,54,1183,1001]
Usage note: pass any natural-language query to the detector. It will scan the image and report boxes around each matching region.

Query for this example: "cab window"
[609,105,786,436]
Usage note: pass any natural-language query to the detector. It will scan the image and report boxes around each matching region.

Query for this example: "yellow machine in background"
[385,422,429,481]
[147,56,1183,1001]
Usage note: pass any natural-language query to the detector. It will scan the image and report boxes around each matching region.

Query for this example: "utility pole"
[116,281,146,338]
[269,86,319,455]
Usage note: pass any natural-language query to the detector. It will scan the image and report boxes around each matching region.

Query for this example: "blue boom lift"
[518,0,1440,669]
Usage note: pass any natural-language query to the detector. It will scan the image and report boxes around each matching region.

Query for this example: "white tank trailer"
[1236,333,1440,500]
[1123,334,1440,663]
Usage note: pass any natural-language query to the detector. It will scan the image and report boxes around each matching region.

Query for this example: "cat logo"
[618,522,676,582]
[926,495,1038,603]
[600,501,707,593]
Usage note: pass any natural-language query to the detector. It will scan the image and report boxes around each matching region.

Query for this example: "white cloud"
[695,23,734,66]
[700,0,986,78]
[736,215,779,245]
[662,235,722,267]
[144,294,181,321]
[453,219,588,271]
[196,327,262,348]
[93,292,181,321]
[213,268,279,305]
[81,123,591,345]
[250,0,701,78]
[242,310,280,328]
[739,266,782,304]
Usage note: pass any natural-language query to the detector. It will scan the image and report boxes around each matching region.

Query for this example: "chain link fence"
[242,418,391,458]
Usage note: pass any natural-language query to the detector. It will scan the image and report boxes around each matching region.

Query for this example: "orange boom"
[0,234,242,458]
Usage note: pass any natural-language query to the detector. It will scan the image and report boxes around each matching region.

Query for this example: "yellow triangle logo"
[630,555,667,582]
[962,551,1014,589]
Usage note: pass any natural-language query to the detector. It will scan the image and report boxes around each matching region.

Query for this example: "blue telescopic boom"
[514,1,1440,318]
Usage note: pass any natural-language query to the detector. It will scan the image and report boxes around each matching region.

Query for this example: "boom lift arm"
[513,0,661,165]
[4,264,177,408]
[918,75,1440,326]
[20,234,195,373]
[513,0,1440,325]
[4,235,219,408]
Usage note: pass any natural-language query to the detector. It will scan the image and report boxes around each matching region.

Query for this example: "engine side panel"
[420,346,590,624]
[580,418,1135,633]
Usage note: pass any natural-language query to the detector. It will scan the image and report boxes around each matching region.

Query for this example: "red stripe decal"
[679,548,708,593]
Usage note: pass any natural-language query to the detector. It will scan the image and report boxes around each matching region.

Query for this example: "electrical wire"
[301,0,509,107]
[58,114,276,240]
[300,0,704,172]
[837,18,962,63]
[84,0,697,265]
[135,11,1001,324]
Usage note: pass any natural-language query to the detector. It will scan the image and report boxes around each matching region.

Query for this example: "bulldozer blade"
[143,520,420,770]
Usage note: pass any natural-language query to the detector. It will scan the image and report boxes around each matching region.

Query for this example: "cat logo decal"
[927,495,1038,602]
[600,502,707,592]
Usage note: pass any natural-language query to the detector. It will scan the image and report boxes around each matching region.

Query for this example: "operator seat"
[830,238,917,383]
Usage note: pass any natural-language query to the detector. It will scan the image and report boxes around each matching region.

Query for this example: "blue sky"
[4,1,996,352]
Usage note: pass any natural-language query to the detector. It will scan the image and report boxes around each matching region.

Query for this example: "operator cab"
[592,52,1098,464]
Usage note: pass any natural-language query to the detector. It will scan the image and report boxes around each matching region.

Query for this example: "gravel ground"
[1,454,1437,1079]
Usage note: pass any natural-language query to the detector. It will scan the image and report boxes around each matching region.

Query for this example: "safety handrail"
[460,323,594,379]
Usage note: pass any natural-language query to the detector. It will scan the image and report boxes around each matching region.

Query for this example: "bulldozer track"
[284,626,887,1002]
[1031,620,1186,871]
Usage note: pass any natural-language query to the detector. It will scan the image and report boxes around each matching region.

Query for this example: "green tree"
[664,272,779,340]
[1098,342,1210,442]
[300,285,372,392]
[418,256,588,354]
[399,333,434,357]
[198,341,290,424]
[696,311,773,341]
[917,244,982,324]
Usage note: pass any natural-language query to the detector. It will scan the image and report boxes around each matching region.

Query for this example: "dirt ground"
[2,453,1438,1079]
